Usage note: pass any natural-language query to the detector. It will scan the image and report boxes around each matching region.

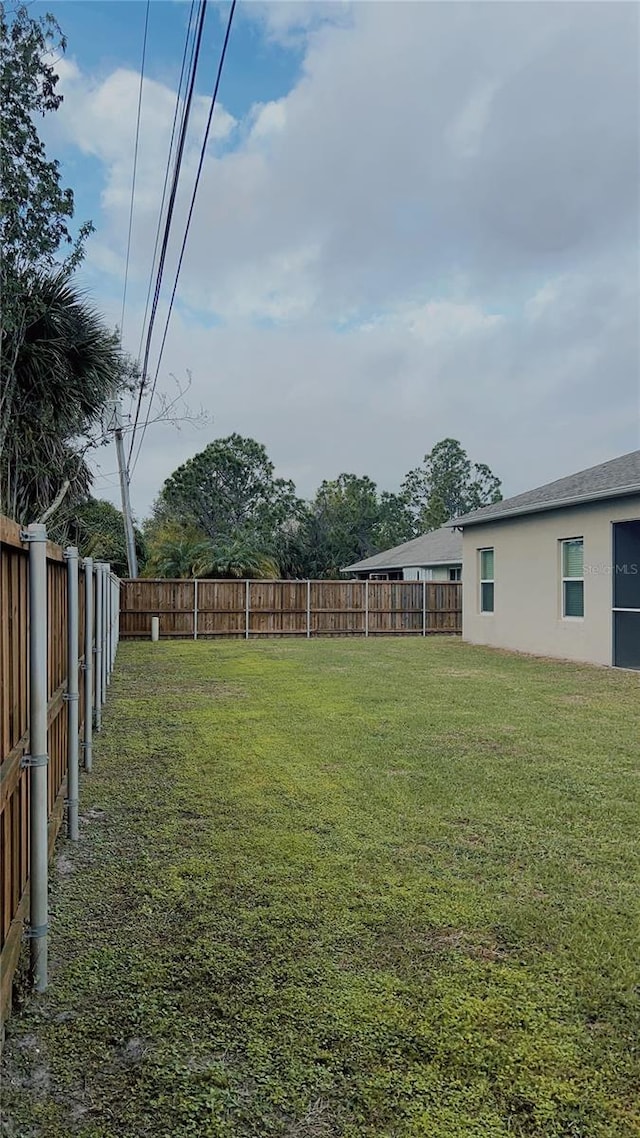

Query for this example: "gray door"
[612,521,640,669]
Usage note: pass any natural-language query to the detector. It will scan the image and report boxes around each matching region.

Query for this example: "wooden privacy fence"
[0,516,120,1029]
[120,578,462,639]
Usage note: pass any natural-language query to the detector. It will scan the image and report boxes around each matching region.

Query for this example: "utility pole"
[109,399,139,578]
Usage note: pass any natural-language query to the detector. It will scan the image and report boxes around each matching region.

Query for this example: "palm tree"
[1,269,136,527]
[207,536,280,579]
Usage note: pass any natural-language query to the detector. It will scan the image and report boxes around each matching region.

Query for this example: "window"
[479,548,494,612]
[449,567,461,582]
[562,538,584,618]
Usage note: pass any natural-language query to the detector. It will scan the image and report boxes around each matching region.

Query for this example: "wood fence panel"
[1,516,112,1027]
[119,578,462,640]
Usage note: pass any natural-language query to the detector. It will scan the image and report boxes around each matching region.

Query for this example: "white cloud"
[48,1,638,516]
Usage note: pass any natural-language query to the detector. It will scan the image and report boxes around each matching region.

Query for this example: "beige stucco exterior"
[461,495,640,666]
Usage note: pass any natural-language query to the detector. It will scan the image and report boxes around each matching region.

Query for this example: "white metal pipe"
[423,579,427,637]
[94,562,103,730]
[84,557,94,770]
[245,580,250,640]
[27,522,49,992]
[194,578,198,640]
[65,547,80,840]
[365,579,369,638]
[151,616,159,641]
[306,579,311,639]
[106,570,112,684]
[101,565,108,703]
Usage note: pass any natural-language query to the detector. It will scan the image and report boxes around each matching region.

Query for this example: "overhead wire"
[129,0,237,478]
[119,0,150,342]
[135,0,197,368]
[128,0,209,464]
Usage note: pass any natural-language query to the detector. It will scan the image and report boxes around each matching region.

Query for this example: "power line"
[128,0,209,464]
[119,0,150,341]
[130,0,237,478]
[135,0,197,369]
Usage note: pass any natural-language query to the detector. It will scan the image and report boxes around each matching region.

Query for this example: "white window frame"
[479,548,494,614]
[449,566,461,582]
[561,537,584,620]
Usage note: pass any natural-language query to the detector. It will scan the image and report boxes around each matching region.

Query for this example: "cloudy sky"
[35,0,640,520]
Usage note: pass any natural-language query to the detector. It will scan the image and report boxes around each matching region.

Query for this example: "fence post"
[306,580,311,639]
[94,562,103,731]
[422,579,426,637]
[114,577,120,662]
[245,579,250,640]
[84,557,94,770]
[365,579,369,638]
[26,522,49,992]
[194,578,198,640]
[106,570,112,685]
[101,565,108,704]
[64,547,80,841]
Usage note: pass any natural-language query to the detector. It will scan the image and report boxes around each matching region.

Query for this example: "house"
[342,525,462,581]
[451,450,640,669]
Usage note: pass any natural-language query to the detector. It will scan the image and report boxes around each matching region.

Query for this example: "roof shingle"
[451,450,640,528]
[342,526,462,573]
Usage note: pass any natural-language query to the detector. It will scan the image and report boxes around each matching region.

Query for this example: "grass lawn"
[2,638,639,1138]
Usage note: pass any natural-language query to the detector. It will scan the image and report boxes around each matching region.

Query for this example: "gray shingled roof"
[342,526,462,573]
[451,450,640,528]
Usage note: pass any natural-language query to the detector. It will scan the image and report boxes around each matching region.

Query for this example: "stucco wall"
[462,496,640,665]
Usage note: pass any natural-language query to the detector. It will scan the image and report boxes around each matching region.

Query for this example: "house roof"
[342,526,462,573]
[450,450,640,529]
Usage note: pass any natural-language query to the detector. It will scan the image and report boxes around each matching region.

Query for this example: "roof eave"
[450,483,640,529]
[341,557,462,573]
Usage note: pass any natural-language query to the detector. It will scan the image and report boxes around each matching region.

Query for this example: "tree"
[291,475,415,578]
[0,4,91,278]
[0,5,137,530]
[71,498,146,578]
[0,270,139,527]
[401,439,502,532]
[152,435,302,547]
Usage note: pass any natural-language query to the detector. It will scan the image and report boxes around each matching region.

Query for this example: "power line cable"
[128,0,208,463]
[119,0,150,341]
[135,0,197,368]
[130,0,236,478]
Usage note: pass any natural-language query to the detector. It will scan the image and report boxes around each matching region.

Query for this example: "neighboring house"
[450,450,640,669]
[342,526,462,581]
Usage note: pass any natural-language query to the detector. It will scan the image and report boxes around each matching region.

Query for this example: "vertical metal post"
[101,565,108,704]
[365,579,369,638]
[106,570,112,684]
[422,578,427,637]
[27,522,49,991]
[94,562,103,731]
[245,579,250,640]
[306,579,311,639]
[84,557,93,771]
[65,547,80,841]
[194,578,198,640]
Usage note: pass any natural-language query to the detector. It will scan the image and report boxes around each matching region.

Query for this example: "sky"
[33,0,640,521]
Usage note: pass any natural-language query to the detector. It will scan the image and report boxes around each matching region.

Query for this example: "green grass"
[2,638,639,1138]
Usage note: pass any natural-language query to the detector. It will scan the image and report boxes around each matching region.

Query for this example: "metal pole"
[194,578,198,640]
[26,522,49,991]
[423,578,427,637]
[365,579,369,638]
[245,579,250,640]
[306,579,311,639]
[65,547,80,840]
[107,572,113,682]
[84,557,94,770]
[101,565,108,704]
[94,562,103,731]
[111,400,139,578]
